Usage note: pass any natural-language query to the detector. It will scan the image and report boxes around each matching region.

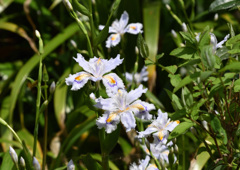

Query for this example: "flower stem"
[99,128,109,170]
[42,82,48,170]
[33,55,42,158]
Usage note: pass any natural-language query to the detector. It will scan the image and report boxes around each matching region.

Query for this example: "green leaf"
[168,120,194,140]
[173,72,200,93]
[198,28,210,48]
[209,0,240,12]
[164,65,178,74]
[144,59,154,66]
[103,125,120,154]
[91,154,119,170]
[180,31,197,46]
[200,45,216,70]
[137,34,149,59]
[220,61,240,72]
[181,87,193,108]
[190,99,207,120]
[170,47,196,59]
[72,0,90,16]
[226,34,240,47]
[165,89,183,110]
[118,137,132,157]
[82,154,102,170]
[234,79,240,92]
[168,74,181,87]
[169,109,187,120]
[17,128,43,165]
[143,1,160,61]
[200,71,214,81]
[156,53,164,60]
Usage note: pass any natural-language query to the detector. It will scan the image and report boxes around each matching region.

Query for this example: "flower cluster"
[65,10,179,170]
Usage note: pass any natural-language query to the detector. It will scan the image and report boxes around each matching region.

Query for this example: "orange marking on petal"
[107,113,117,122]
[111,34,118,41]
[158,131,164,140]
[97,58,102,65]
[130,26,136,30]
[75,74,89,81]
[176,120,180,124]
[104,75,116,84]
[132,103,145,110]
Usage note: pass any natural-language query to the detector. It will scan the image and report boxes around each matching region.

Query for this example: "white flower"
[95,85,155,133]
[9,146,18,164]
[138,109,179,144]
[99,11,143,48]
[67,160,75,170]
[129,156,158,170]
[65,54,124,95]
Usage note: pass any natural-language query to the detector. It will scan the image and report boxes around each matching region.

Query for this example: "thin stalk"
[42,83,48,170]
[33,55,42,158]
[0,117,22,145]
[99,129,109,170]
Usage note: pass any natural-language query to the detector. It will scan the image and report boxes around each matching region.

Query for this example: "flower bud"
[135,46,139,55]
[166,4,171,11]
[33,157,41,170]
[35,30,41,38]
[214,13,218,21]
[20,157,26,168]
[90,93,96,100]
[9,146,18,164]
[50,81,56,94]
[70,40,77,49]
[171,29,177,38]
[182,22,187,32]
[63,0,73,11]
[67,159,75,170]
[174,145,178,154]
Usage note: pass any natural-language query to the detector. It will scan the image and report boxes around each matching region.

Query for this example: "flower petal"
[102,73,125,96]
[130,100,155,120]
[106,33,121,48]
[138,126,158,138]
[101,54,123,74]
[165,120,180,131]
[120,111,136,132]
[73,54,95,75]
[216,34,230,49]
[65,72,92,91]
[96,112,120,133]
[119,11,129,30]
[126,84,147,104]
[125,23,143,34]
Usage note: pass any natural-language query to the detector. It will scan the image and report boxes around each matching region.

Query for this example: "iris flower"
[99,11,143,48]
[125,66,148,85]
[138,109,179,144]
[95,85,155,133]
[129,156,159,170]
[65,54,124,95]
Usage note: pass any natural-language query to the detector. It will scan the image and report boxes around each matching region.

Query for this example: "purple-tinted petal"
[216,34,230,49]
[94,97,117,111]
[106,33,121,48]
[101,54,123,74]
[119,11,129,30]
[96,112,120,133]
[120,111,136,132]
[73,54,94,75]
[138,126,157,138]
[102,73,125,96]
[130,100,155,120]
[65,72,92,91]
[99,25,117,33]
[126,84,147,104]
[125,23,143,34]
